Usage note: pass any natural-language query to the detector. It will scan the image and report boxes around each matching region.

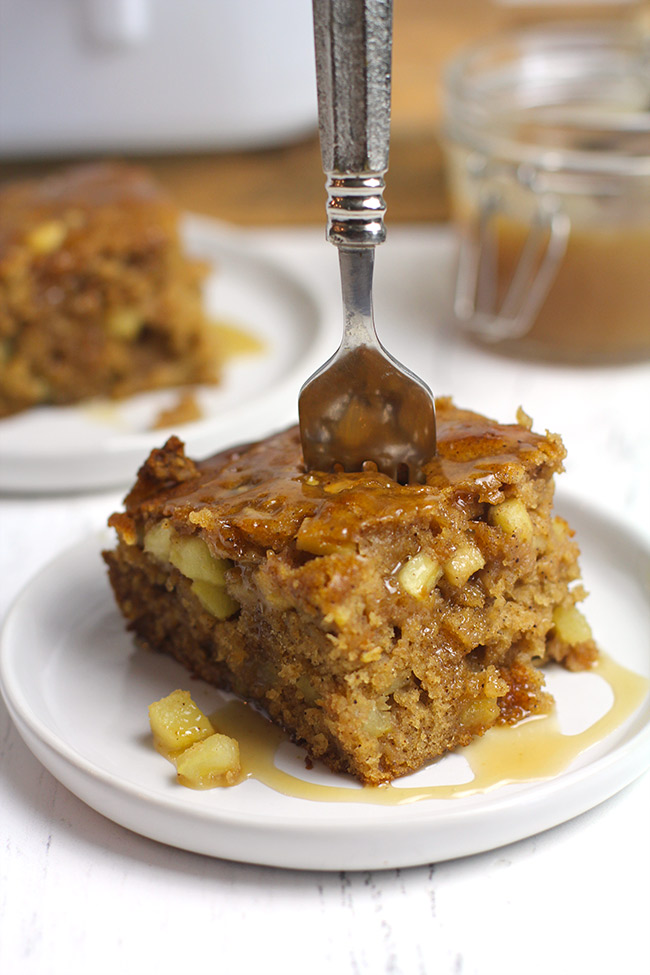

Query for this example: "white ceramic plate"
[1,495,649,871]
[0,215,328,493]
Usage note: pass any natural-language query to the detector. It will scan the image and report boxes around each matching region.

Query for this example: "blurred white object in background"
[84,0,151,46]
[0,0,317,156]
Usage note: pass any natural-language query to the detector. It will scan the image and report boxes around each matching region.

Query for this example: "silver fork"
[298,0,436,484]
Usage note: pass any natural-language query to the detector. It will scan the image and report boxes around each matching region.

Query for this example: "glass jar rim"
[442,20,650,178]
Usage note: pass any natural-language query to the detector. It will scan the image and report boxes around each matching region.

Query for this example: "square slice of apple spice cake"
[104,398,597,785]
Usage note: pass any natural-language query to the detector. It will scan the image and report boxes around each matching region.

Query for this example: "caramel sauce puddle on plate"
[211,653,648,805]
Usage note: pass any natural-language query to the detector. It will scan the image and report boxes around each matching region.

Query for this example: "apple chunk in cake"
[104,398,597,785]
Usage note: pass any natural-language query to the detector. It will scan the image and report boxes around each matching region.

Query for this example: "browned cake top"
[0,163,177,261]
[113,398,565,561]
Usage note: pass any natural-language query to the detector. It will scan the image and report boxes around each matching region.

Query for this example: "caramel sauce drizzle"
[211,653,648,805]
[211,320,266,360]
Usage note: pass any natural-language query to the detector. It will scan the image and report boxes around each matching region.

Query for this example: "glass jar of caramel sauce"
[442,21,650,364]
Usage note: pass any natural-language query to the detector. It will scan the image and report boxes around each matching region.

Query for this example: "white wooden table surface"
[1,227,649,975]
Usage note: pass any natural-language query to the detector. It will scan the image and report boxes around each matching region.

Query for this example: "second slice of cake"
[0,163,220,417]
[104,398,597,785]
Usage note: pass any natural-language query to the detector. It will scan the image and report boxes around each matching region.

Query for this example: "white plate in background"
[0,216,329,493]
[1,495,648,871]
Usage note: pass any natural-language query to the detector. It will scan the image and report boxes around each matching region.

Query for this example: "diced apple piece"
[169,534,229,585]
[191,579,239,619]
[363,702,392,738]
[398,551,442,597]
[459,695,501,731]
[553,605,592,645]
[488,498,533,542]
[176,733,241,788]
[143,519,174,562]
[295,520,357,556]
[443,541,485,587]
[26,219,67,254]
[148,689,214,756]
[107,307,143,340]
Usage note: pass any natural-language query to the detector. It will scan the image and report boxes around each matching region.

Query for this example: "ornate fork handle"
[313,0,392,248]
